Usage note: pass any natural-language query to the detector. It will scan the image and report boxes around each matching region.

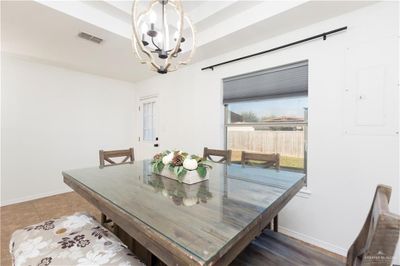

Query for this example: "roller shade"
[223,60,308,104]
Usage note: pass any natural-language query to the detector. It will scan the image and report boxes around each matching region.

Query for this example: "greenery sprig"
[151,150,212,182]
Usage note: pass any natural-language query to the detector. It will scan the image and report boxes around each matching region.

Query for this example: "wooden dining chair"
[99,148,135,167]
[241,151,280,170]
[203,147,232,164]
[98,148,135,231]
[231,184,400,266]
[241,151,280,232]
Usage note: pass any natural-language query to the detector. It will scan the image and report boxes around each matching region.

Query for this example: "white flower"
[183,158,198,170]
[14,237,49,266]
[62,214,92,230]
[162,153,174,165]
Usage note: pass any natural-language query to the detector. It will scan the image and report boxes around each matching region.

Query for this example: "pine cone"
[153,153,162,161]
[171,154,184,166]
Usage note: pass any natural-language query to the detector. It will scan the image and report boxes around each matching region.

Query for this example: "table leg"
[265,223,271,230]
[273,215,278,232]
[101,213,107,225]
[146,252,153,266]
[114,224,120,237]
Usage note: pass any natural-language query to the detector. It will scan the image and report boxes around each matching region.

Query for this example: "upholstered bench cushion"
[9,213,145,266]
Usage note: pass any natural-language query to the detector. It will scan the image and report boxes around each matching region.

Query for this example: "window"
[225,95,308,172]
[223,61,308,174]
[143,101,156,141]
[227,96,307,124]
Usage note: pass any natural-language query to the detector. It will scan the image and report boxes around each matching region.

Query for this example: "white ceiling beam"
[188,1,236,25]
[101,1,238,30]
[34,0,310,50]
[101,1,236,25]
[34,0,132,39]
[102,1,132,15]
[196,0,309,47]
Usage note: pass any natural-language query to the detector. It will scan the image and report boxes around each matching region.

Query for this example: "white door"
[138,96,160,160]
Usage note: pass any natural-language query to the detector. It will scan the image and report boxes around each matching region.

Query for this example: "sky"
[229,96,308,118]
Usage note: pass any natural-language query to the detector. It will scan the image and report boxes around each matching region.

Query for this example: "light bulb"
[149,10,156,23]
[173,31,179,41]
[155,33,163,45]
[141,23,149,35]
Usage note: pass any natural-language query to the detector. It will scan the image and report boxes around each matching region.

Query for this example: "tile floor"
[0,192,100,266]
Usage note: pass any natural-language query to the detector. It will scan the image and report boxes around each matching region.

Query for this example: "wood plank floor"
[0,192,345,266]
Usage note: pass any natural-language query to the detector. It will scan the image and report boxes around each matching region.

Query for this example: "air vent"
[78,32,103,44]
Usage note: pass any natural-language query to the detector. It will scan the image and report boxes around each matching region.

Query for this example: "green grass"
[280,156,304,169]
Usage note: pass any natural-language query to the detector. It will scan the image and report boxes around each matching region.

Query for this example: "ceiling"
[1,1,375,83]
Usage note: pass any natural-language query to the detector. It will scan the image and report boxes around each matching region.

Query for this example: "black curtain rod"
[201,26,347,71]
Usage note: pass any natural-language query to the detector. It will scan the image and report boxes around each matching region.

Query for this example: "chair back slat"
[241,151,280,169]
[203,147,232,164]
[346,185,400,266]
[99,148,135,167]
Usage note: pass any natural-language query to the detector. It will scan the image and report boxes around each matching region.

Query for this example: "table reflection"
[144,174,213,206]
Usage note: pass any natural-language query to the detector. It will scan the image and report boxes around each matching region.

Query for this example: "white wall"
[134,2,399,259]
[1,54,137,205]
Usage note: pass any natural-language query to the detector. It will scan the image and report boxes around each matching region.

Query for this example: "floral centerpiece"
[151,150,212,184]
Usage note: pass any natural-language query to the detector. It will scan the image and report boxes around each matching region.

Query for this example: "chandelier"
[131,0,195,74]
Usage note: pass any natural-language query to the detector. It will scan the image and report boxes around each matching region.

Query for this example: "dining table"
[63,160,305,266]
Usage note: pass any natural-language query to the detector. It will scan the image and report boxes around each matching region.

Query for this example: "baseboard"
[279,225,347,257]
[0,188,73,207]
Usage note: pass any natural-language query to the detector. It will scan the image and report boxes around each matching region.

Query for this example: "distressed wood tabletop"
[63,161,305,266]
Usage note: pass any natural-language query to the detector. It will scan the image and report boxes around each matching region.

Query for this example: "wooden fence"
[227,130,305,158]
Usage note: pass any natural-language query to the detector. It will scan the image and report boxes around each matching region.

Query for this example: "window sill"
[296,187,312,198]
